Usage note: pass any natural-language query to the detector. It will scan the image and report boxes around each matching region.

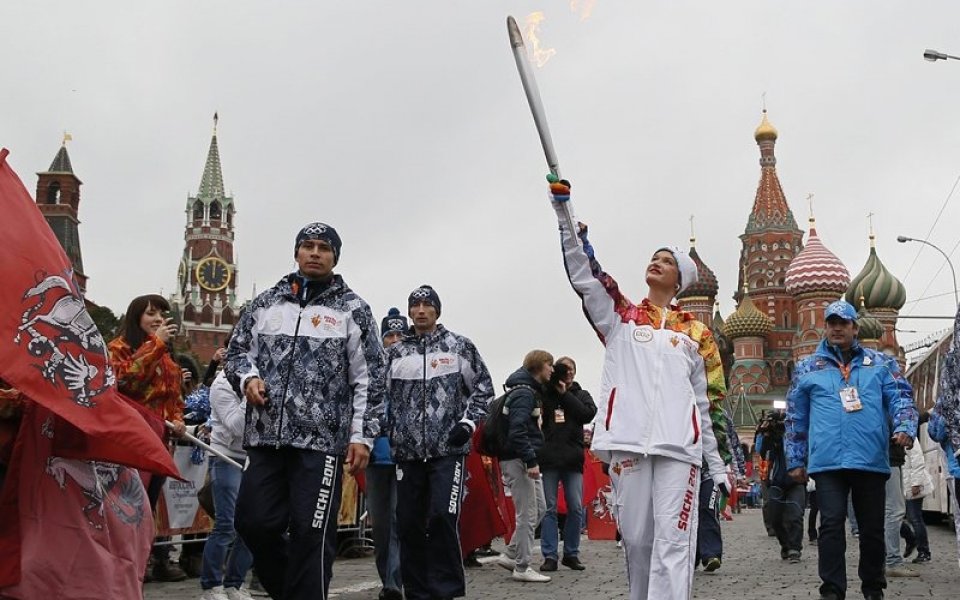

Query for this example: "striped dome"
[677,245,719,300]
[858,309,884,341]
[785,226,850,295]
[844,241,907,310]
[724,293,772,339]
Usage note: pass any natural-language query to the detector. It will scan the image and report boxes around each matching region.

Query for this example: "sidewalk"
[146,507,960,599]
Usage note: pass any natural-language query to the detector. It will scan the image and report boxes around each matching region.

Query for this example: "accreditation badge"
[839,386,862,412]
[554,408,566,424]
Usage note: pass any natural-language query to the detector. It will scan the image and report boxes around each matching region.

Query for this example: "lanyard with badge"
[838,362,862,412]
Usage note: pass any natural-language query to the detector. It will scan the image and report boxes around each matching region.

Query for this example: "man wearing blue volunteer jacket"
[226,222,386,600]
[386,285,494,600]
[786,300,917,600]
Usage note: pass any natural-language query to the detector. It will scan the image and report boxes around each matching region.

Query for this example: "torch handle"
[507,15,580,244]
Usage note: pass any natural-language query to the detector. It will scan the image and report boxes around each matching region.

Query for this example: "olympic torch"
[507,15,579,243]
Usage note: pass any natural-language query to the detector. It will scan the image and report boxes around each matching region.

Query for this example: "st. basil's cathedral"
[30,111,910,383]
[676,111,908,433]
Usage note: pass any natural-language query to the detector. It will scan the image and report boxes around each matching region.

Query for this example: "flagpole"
[166,420,244,470]
[506,15,579,243]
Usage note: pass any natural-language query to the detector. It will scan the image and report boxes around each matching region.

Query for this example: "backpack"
[478,384,534,457]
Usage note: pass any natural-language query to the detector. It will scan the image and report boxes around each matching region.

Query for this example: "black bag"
[197,478,216,519]
[478,384,533,457]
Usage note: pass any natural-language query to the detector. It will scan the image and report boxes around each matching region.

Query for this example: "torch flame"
[570,0,597,21]
[523,12,556,68]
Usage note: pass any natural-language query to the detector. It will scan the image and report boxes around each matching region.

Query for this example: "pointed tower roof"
[785,212,850,296]
[730,389,759,429]
[844,232,907,310]
[713,301,725,330]
[677,225,719,300]
[197,113,225,200]
[47,144,74,174]
[745,111,801,235]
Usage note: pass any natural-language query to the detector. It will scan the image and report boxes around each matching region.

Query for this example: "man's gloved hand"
[446,422,473,447]
[546,173,571,200]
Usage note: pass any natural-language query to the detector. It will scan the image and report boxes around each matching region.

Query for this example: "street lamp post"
[924,49,960,62]
[897,235,960,307]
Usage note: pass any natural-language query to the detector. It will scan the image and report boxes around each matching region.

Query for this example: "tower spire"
[198,115,225,199]
[868,212,876,247]
[689,214,696,246]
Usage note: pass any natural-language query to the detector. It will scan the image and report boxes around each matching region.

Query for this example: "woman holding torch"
[546,178,731,600]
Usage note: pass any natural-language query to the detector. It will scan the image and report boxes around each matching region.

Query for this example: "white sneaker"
[496,555,516,571]
[225,587,254,600]
[512,567,551,582]
[199,587,230,600]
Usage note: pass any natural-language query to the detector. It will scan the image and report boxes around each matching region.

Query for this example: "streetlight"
[897,235,959,306]
[924,49,960,62]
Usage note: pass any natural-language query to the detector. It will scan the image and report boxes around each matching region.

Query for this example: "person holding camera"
[757,411,805,563]
[536,356,597,573]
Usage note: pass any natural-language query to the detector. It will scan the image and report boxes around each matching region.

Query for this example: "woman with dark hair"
[108,293,187,582]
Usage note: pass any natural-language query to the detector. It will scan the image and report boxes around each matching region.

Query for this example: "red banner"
[0,147,178,591]
[0,403,154,598]
[460,431,510,556]
[0,148,177,477]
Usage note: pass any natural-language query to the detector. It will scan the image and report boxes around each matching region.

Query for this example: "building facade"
[172,116,241,362]
[35,141,88,295]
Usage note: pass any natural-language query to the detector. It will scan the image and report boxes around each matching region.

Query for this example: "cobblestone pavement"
[146,508,960,599]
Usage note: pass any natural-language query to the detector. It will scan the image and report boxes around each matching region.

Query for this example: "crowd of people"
[2,175,960,600]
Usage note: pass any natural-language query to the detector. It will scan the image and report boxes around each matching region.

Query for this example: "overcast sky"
[3,1,960,391]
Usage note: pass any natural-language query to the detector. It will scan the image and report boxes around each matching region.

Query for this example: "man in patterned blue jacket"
[226,222,386,600]
[386,285,494,600]
[785,300,917,600]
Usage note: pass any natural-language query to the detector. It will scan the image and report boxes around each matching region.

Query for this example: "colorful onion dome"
[724,288,773,339]
[844,236,907,310]
[785,221,851,295]
[754,110,778,142]
[677,242,719,300]
[857,299,884,341]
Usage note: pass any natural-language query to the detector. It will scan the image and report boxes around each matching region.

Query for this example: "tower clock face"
[196,256,231,291]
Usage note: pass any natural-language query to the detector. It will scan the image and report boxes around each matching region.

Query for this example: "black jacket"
[537,381,597,472]
[498,367,545,468]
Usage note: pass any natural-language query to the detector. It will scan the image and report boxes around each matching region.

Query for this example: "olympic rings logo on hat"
[411,289,431,299]
[303,223,328,235]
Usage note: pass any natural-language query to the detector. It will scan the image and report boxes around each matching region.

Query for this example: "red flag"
[459,429,509,557]
[0,147,178,590]
[0,403,153,598]
[0,148,176,477]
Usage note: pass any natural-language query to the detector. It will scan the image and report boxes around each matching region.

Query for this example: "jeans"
[767,484,805,553]
[501,459,546,570]
[813,470,887,598]
[201,456,254,590]
[904,497,929,555]
[366,464,402,592]
[884,466,906,567]
[540,469,583,560]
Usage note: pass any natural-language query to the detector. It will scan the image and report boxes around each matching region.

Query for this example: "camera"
[549,362,570,387]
